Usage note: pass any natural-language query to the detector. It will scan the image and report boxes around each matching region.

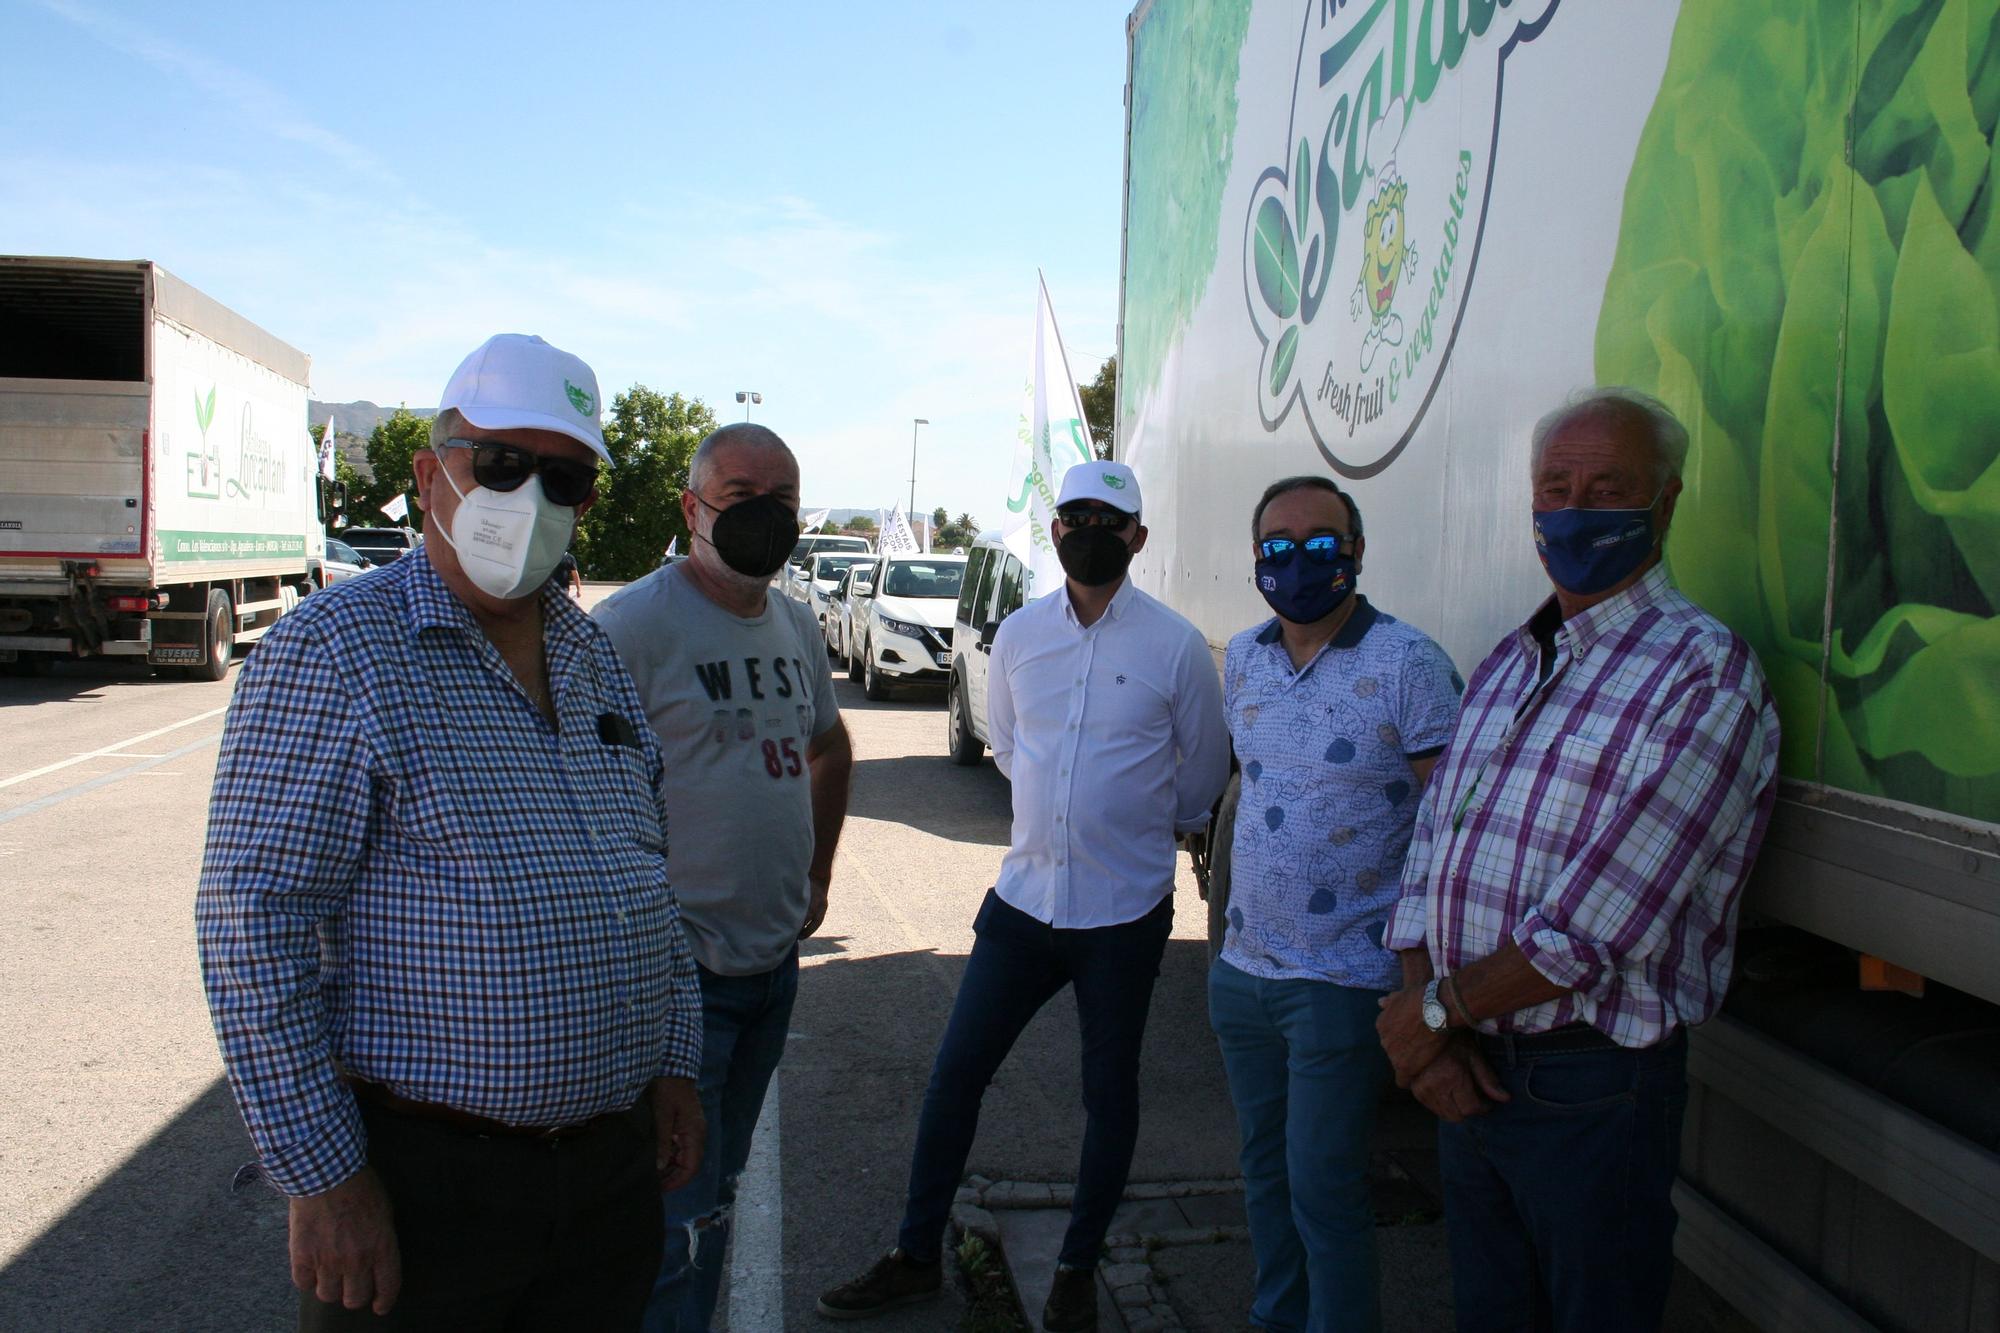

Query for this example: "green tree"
[930,506,948,531]
[936,511,980,548]
[1078,356,1117,460]
[354,408,431,528]
[574,385,716,581]
[845,515,878,535]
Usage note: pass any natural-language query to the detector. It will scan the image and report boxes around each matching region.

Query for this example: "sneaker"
[1042,1263,1097,1332]
[816,1248,943,1320]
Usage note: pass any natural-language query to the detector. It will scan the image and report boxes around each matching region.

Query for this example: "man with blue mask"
[1378,388,1780,1331]
[1211,476,1461,1333]
[198,333,705,1330]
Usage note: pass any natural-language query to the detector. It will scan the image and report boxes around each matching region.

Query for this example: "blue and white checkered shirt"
[197,553,702,1197]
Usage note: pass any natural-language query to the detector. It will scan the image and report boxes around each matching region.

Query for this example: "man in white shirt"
[818,461,1229,1332]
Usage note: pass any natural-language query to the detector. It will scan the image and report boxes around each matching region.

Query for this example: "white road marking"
[0,732,222,825]
[727,1069,784,1332]
[98,752,171,759]
[0,706,228,790]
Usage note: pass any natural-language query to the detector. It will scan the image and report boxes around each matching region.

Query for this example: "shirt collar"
[1518,561,1671,659]
[403,544,584,646]
[1060,575,1137,627]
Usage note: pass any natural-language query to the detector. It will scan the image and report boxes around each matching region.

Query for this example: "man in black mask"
[595,423,853,1331]
[819,460,1228,1331]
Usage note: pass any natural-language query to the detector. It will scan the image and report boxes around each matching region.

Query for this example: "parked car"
[790,532,872,567]
[822,565,871,663]
[791,552,871,630]
[318,538,375,586]
[843,553,967,700]
[945,534,1038,764]
[341,526,420,564]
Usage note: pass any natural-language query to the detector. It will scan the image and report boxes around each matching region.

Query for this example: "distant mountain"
[309,400,435,434]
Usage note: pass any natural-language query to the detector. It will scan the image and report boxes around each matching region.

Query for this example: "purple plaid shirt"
[1383,565,1779,1048]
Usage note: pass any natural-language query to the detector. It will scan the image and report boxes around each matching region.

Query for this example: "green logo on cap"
[565,380,596,415]
[1102,472,1126,489]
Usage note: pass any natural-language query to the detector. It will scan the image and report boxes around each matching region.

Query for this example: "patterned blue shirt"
[1223,598,1462,988]
[196,553,702,1197]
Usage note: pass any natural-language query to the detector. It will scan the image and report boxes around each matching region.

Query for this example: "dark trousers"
[299,1096,662,1332]
[1437,1029,1689,1333]
[898,889,1174,1268]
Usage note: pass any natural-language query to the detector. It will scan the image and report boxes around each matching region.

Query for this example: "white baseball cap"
[1056,459,1143,515]
[439,333,609,462]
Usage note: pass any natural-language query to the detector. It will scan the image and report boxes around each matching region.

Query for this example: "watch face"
[1423,997,1449,1031]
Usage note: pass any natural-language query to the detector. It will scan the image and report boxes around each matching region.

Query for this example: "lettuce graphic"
[1597,0,2000,821]
[1122,0,1256,426]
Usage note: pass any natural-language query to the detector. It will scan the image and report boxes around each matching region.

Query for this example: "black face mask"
[1056,526,1134,587]
[698,493,800,579]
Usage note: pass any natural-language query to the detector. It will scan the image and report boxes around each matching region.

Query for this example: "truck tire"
[6,652,52,678]
[196,588,233,682]
[863,644,891,701]
[947,678,983,765]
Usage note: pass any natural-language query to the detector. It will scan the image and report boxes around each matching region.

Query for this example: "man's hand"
[651,1076,706,1192]
[1408,1038,1511,1124]
[289,1165,401,1315]
[800,874,830,938]
[1376,983,1451,1086]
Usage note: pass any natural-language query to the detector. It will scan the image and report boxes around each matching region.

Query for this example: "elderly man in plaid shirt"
[197,334,705,1330]
[1376,388,1780,1333]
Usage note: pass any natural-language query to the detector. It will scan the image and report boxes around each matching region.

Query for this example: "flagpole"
[1039,269,1098,462]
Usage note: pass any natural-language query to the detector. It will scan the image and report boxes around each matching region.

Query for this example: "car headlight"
[878,615,927,639]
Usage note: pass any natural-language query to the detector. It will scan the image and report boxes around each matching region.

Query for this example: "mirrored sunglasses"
[1258,533,1353,565]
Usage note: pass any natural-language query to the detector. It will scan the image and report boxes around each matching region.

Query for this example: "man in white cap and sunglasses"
[819,459,1228,1332]
[198,333,705,1330]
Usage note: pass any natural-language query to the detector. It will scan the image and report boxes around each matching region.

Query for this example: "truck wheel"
[196,588,234,682]
[947,679,982,765]
[5,652,52,678]
[846,633,864,683]
[863,644,891,701]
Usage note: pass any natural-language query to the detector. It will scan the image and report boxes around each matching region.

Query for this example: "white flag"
[317,417,338,481]
[801,508,832,534]
[380,493,410,523]
[880,503,921,556]
[1002,271,1094,600]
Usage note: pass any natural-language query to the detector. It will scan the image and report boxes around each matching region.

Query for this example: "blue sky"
[4,0,1131,522]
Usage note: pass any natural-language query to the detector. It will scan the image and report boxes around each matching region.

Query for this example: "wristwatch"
[1421,978,1449,1033]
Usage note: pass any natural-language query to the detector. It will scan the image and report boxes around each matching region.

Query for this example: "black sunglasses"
[1055,505,1134,529]
[439,439,598,507]
[1258,533,1355,565]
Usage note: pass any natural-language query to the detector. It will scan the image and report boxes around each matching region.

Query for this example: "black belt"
[346,1077,631,1141]
[1474,1023,1634,1059]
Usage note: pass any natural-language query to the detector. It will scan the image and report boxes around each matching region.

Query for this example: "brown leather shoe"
[816,1248,943,1320]
[1042,1263,1098,1332]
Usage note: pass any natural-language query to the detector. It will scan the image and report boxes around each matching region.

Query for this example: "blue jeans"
[899,889,1174,1267]
[1437,1028,1689,1333]
[1208,958,1389,1333]
[642,947,799,1333]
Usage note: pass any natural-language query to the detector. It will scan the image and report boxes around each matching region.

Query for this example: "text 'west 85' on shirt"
[196,553,703,1198]
[990,577,1230,929]
[1223,599,1462,990]
[593,562,840,976]
[1383,565,1781,1049]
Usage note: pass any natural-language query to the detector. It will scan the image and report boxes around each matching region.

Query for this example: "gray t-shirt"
[594,564,840,976]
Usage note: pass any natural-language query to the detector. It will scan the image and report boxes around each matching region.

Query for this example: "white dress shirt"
[989,577,1230,928]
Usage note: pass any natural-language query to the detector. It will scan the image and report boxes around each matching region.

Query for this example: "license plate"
[150,646,203,665]
[936,651,953,667]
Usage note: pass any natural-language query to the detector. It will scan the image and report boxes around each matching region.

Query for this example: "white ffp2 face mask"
[429,459,576,601]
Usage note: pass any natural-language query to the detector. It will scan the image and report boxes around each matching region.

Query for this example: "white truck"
[1120,3,1998,1329]
[0,257,336,680]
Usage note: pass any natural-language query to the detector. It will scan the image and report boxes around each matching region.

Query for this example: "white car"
[944,533,1042,764]
[789,551,872,637]
[843,554,968,700]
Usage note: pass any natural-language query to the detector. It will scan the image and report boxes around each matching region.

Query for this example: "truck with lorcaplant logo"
[1119,2,1999,1327]
[0,257,340,679]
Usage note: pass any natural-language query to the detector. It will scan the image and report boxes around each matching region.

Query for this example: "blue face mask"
[1255,534,1358,624]
[1533,493,1662,595]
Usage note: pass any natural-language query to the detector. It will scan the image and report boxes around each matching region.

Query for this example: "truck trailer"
[0,256,337,679]
[1118,2,1999,1328]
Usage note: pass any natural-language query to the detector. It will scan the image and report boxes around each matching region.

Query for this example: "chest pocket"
[1529,732,1634,858]
[571,734,667,858]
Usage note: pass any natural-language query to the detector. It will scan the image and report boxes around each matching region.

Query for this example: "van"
[944,532,1039,764]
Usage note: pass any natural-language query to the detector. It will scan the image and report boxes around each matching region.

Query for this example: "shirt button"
[1056,814,1065,824]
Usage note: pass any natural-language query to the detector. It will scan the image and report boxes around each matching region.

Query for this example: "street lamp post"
[909,417,928,516]
[735,390,762,421]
